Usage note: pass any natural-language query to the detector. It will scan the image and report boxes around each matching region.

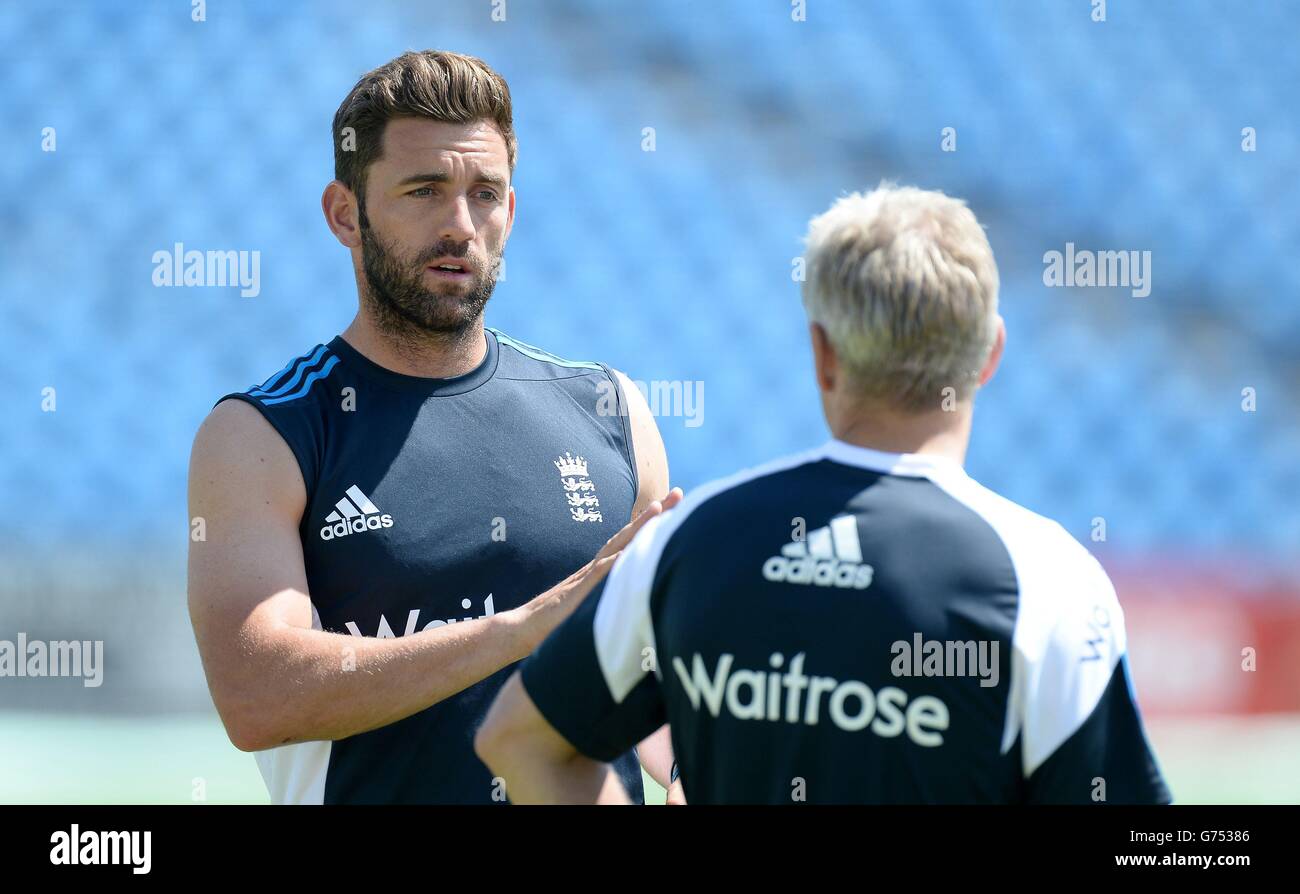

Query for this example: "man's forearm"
[636,724,675,788]
[221,608,534,749]
[208,490,675,752]
[490,747,628,805]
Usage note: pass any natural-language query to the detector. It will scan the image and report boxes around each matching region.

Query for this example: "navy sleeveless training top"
[217,327,645,804]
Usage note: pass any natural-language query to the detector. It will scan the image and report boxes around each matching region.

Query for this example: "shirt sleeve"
[519,512,671,762]
[1021,556,1172,804]
[1025,655,1172,804]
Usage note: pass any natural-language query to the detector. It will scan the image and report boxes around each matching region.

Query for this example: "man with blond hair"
[476,185,1172,805]
[187,50,682,804]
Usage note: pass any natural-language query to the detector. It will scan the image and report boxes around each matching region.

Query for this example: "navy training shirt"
[520,440,1172,804]
[217,327,646,804]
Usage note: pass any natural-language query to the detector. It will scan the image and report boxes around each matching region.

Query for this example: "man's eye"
[476,191,499,201]
[411,187,433,197]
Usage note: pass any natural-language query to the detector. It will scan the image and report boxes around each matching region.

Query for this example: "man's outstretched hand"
[512,487,684,653]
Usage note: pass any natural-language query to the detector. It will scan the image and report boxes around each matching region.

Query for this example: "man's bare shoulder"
[609,368,670,514]
[190,398,305,511]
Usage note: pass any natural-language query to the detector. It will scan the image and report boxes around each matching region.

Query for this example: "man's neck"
[339,311,487,379]
[830,404,973,467]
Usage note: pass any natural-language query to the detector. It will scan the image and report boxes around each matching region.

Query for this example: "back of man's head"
[802,185,1000,413]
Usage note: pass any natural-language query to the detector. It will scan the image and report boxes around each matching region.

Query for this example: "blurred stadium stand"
[0,0,1296,764]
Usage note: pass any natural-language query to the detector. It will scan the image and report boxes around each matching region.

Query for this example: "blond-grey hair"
[801,185,999,411]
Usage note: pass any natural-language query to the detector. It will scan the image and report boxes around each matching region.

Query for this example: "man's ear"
[322,180,362,249]
[978,316,1006,387]
[810,322,837,393]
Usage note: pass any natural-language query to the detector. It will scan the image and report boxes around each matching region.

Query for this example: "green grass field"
[0,710,1294,804]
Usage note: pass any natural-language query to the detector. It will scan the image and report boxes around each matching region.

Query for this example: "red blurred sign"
[1109,561,1300,715]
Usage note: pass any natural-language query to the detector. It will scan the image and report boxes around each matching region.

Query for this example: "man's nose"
[438,195,475,244]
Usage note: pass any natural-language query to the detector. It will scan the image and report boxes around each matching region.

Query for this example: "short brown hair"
[332,50,517,217]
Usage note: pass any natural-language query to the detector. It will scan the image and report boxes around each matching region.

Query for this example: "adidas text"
[762,514,874,589]
[762,555,874,589]
[321,514,393,541]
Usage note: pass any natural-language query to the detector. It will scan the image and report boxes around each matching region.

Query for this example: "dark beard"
[359,225,500,344]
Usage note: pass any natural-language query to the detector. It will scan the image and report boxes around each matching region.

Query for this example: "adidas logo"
[761,514,874,590]
[320,485,394,541]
